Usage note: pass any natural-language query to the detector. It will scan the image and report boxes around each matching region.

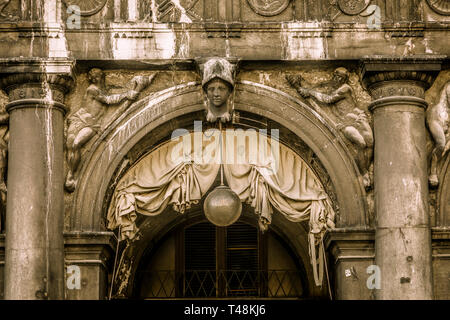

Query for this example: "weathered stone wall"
[0,0,448,300]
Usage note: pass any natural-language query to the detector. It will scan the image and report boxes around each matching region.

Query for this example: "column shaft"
[4,101,65,299]
[0,59,74,300]
[361,56,443,299]
[372,98,432,299]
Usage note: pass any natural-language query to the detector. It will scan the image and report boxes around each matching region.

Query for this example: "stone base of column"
[432,227,450,300]
[325,228,375,300]
[64,232,116,300]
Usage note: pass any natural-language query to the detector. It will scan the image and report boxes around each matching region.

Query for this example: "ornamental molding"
[337,0,371,16]
[62,0,108,16]
[426,0,450,16]
[246,0,291,17]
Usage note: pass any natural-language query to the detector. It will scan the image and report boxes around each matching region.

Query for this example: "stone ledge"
[64,231,117,247]
[324,228,375,264]
[0,57,75,74]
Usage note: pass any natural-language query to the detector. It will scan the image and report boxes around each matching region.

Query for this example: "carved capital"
[360,56,444,110]
[0,58,75,114]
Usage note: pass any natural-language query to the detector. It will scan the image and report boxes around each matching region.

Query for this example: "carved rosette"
[247,0,291,16]
[426,0,450,16]
[337,0,371,15]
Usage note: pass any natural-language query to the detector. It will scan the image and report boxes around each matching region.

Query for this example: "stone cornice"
[0,58,75,93]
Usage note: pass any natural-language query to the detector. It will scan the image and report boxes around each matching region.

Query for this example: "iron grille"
[139,269,304,299]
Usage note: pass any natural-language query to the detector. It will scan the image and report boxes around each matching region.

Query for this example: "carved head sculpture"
[87,68,105,87]
[201,58,235,123]
[332,67,349,85]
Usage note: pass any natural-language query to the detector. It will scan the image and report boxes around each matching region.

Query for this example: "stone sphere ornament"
[204,185,242,227]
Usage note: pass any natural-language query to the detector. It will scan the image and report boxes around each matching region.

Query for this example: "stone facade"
[0,0,449,300]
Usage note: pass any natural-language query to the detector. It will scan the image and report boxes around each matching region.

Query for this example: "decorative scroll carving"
[247,0,291,16]
[0,110,7,232]
[426,0,450,16]
[155,0,202,22]
[65,68,156,192]
[62,0,107,16]
[287,68,374,189]
[0,0,19,21]
[427,80,450,187]
[199,58,236,123]
[0,0,10,17]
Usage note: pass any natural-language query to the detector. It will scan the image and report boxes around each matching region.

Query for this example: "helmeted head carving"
[87,68,105,85]
[332,67,349,84]
[201,58,236,123]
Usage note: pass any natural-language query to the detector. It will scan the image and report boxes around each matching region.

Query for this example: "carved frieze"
[0,0,19,21]
[337,0,371,15]
[62,0,108,16]
[247,0,291,16]
[370,84,425,100]
[8,85,65,104]
[329,0,378,22]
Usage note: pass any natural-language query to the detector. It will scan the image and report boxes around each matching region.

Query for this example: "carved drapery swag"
[107,131,335,286]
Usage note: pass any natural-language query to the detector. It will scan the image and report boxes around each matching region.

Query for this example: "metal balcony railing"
[138,270,304,299]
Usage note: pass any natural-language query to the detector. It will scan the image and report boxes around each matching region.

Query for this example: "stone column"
[0,58,74,300]
[360,56,443,299]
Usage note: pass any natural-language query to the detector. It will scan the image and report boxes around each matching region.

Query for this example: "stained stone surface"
[0,0,449,301]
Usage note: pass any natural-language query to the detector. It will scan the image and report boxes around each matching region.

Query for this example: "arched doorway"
[134,210,311,299]
[105,127,336,299]
[67,81,369,300]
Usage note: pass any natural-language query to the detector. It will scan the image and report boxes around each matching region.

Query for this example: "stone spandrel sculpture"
[201,58,236,123]
[427,80,450,188]
[287,68,374,189]
[65,68,155,192]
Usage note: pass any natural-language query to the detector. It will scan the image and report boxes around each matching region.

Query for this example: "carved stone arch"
[68,81,368,232]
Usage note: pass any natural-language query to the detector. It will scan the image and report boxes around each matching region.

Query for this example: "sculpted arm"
[87,87,137,106]
[306,86,349,104]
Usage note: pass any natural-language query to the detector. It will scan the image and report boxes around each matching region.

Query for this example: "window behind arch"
[183,221,265,298]
[138,219,306,299]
